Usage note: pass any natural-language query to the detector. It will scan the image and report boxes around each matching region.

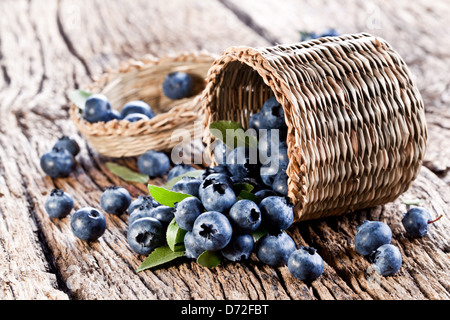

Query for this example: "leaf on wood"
[106,162,148,184]
[209,120,258,150]
[67,89,91,110]
[163,169,204,190]
[196,250,221,268]
[137,246,185,272]
[166,218,187,252]
[148,185,192,208]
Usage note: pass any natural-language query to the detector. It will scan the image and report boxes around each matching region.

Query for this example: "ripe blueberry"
[288,247,324,281]
[100,186,131,215]
[354,220,392,256]
[127,217,164,255]
[272,171,288,196]
[40,147,75,178]
[198,173,234,200]
[258,97,287,130]
[256,232,296,267]
[228,200,262,233]
[82,94,112,123]
[167,164,196,181]
[171,176,202,197]
[70,207,106,242]
[120,100,154,119]
[45,188,74,219]
[184,231,204,259]
[370,244,402,276]
[254,189,277,200]
[200,182,236,213]
[402,207,442,238]
[146,205,175,226]
[53,136,80,157]
[174,196,204,231]
[192,211,233,251]
[221,233,254,262]
[162,72,193,100]
[259,196,294,232]
[226,147,259,179]
[123,113,149,122]
[137,150,170,178]
[128,195,159,215]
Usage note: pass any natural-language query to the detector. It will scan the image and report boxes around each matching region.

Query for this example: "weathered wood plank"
[0,0,449,300]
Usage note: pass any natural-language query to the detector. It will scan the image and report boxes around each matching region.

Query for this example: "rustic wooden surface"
[0,0,449,300]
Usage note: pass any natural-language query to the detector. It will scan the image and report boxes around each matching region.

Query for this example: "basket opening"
[211,60,276,127]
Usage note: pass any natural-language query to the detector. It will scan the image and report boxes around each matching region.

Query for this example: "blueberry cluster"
[82,94,155,123]
[171,168,324,281]
[354,220,402,276]
[40,136,80,178]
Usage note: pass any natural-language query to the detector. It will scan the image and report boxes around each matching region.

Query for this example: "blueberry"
[200,182,236,213]
[200,167,231,181]
[174,197,204,231]
[258,129,286,164]
[127,217,164,255]
[137,150,170,178]
[109,109,122,120]
[288,247,324,281]
[146,205,175,226]
[259,196,294,232]
[402,207,442,238]
[120,100,155,119]
[128,195,159,214]
[167,164,196,181]
[228,200,261,233]
[123,113,150,122]
[128,202,154,226]
[272,171,289,196]
[171,176,202,197]
[45,188,74,219]
[162,72,193,100]
[100,186,131,215]
[370,244,402,276]
[213,141,231,166]
[249,112,262,131]
[192,211,233,251]
[319,28,339,37]
[198,173,234,200]
[53,136,80,157]
[184,231,204,259]
[260,162,279,187]
[40,147,75,178]
[226,147,259,179]
[258,97,287,130]
[82,94,112,123]
[221,234,254,262]
[254,189,277,200]
[70,207,106,242]
[354,220,392,256]
[256,232,296,267]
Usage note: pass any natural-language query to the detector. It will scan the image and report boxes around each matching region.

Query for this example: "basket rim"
[70,51,216,136]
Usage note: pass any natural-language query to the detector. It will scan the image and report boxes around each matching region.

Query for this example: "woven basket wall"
[201,33,427,222]
[70,52,215,158]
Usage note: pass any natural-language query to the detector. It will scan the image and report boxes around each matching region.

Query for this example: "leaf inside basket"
[67,89,91,110]
[209,120,258,150]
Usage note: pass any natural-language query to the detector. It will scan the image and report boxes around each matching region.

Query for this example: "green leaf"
[237,190,260,204]
[106,162,149,184]
[402,199,422,206]
[162,169,204,190]
[196,250,221,268]
[233,182,254,195]
[166,218,187,252]
[137,246,185,272]
[251,226,268,242]
[148,185,192,207]
[67,89,91,110]
[209,120,258,150]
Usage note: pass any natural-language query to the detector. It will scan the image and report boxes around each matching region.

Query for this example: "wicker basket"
[201,33,428,222]
[70,52,215,158]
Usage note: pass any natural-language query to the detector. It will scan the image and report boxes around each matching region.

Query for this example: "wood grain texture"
[0,0,448,300]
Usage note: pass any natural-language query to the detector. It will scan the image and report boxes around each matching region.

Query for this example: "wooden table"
[0,0,449,300]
